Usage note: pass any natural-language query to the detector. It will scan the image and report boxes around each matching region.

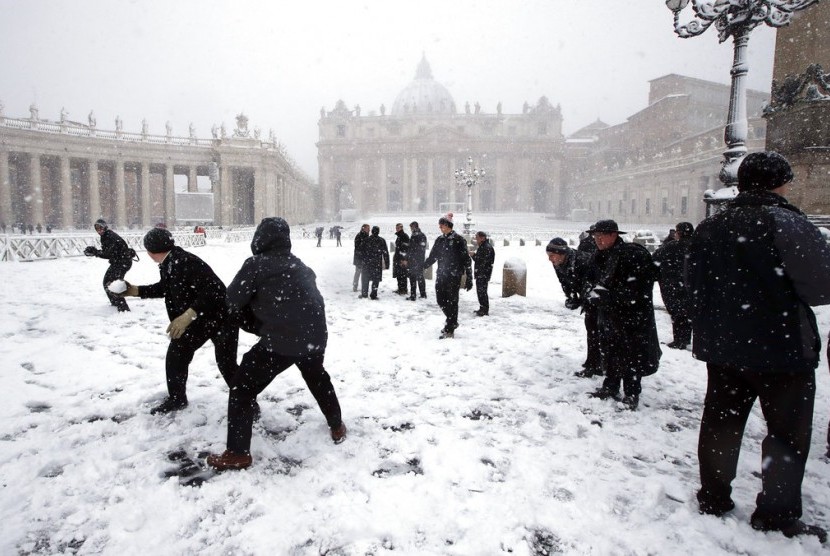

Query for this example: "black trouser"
[226,342,342,454]
[584,307,601,371]
[316,236,321,247]
[360,267,379,298]
[598,320,642,397]
[435,277,461,331]
[396,270,408,294]
[665,293,692,345]
[409,268,426,298]
[475,277,489,314]
[698,364,815,528]
[103,262,132,311]
[165,318,239,402]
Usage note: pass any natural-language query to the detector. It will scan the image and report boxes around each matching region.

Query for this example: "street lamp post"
[454,156,485,239]
[665,0,820,214]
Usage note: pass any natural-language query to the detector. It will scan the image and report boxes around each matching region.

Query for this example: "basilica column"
[165,165,175,226]
[188,166,198,193]
[409,157,418,212]
[88,160,101,221]
[449,157,457,205]
[60,156,73,228]
[495,157,505,211]
[401,158,409,213]
[219,165,232,225]
[115,160,126,227]
[426,158,434,212]
[29,153,45,227]
[379,158,387,212]
[352,158,362,213]
[140,161,151,227]
[0,151,12,227]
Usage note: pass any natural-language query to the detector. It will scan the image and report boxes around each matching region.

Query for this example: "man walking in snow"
[392,223,410,295]
[360,226,390,299]
[472,231,494,316]
[407,221,428,300]
[352,224,369,292]
[423,213,472,339]
[687,151,830,542]
[83,218,135,312]
[207,217,346,471]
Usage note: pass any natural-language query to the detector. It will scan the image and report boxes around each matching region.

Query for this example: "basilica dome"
[391,56,457,116]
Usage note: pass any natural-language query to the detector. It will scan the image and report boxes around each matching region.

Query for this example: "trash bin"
[502,258,527,297]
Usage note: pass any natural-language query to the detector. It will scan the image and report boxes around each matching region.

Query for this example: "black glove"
[84,246,99,257]
[564,298,582,310]
[584,287,609,309]
[465,276,473,291]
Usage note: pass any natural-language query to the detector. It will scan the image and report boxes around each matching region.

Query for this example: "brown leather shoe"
[206,450,252,471]
[330,422,348,444]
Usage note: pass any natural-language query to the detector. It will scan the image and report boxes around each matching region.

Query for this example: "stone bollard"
[502,258,527,297]
[504,239,510,247]
[519,238,526,246]
[535,238,541,246]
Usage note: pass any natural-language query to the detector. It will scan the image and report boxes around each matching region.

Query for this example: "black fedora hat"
[588,219,626,234]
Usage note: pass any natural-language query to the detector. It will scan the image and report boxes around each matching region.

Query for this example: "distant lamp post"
[454,156,485,238]
[666,0,819,214]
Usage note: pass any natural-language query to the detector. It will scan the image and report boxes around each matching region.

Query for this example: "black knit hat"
[737,151,793,192]
[143,227,175,253]
[675,222,695,237]
[371,225,380,235]
[94,218,108,230]
[546,237,570,254]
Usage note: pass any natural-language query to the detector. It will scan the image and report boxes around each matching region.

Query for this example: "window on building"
[607,200,611,214]
[645,198,651,215]
[662,197,668,215]
[538,122,547,135]
[619,200,623,214]
[631,199,636,215]
[336,125,346,137]
[367,128,375,137]
[681,196,688,215]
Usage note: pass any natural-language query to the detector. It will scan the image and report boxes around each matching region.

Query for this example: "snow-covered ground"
[2,215,830,555]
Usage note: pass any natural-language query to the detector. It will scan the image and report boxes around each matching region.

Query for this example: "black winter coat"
[687,190,830,372]
[393,230,410,278]
[473,240,495,281]
[97,229,133,266]
[353,230,368,266]
[139,246,227,324]
[554,248,591,303]
[588,238,660,375]
[360,233,389,282]
[227,217,327,356]
[652,236,691,314]
[424,230,472,284]
[408,229,428,273]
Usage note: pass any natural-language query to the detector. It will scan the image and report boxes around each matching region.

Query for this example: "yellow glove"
[167,308,197,339]
[123,282,139,297]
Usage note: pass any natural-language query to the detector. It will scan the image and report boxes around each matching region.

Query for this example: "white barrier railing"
[223,229,256,244]
[0,231,206,262]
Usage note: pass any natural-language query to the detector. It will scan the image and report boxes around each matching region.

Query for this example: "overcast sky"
[0,0,777,180]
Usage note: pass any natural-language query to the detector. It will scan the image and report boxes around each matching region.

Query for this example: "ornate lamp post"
[666,0,820,213]
[454,156,485,238]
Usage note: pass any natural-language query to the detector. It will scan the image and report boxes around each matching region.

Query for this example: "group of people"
[3,222,51,234]
[545,152,830,543]
[86,218,348,471]
[351,214,495,338]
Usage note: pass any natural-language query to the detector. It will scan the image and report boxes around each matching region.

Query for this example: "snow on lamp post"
[665,0,820,214]
[454,156,485,239]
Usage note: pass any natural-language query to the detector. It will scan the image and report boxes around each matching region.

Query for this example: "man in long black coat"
[546,237,599,377]
[352,224,369,292]
[652,221,694,349]
[585,220,660,410]
[120,227,239,414]
[423,214,472,339]
[407,221,428,300]
[472,231,495,316]
[84,219,134,312]
[360,226,389,299]
[207,217,346,471]
[687,152,830,542]
[392,223,410,295]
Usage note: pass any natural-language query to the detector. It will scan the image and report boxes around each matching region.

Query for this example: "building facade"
[0,110,316,230]
[317,56,565,220]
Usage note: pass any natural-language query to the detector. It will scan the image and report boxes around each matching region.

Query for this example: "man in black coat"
[585,220,660,410]
[687,152,830,542]
[84,219,134,312]
[407,221,428,300]
[352,224,369,292]
[547,237,600,377]
[207,217,346,471]
[392,223,410,295]
[360,226,389,299]
[472,231,495,316]
[119,227,239,415]
[652,221,694,349]
[423,214,473,339]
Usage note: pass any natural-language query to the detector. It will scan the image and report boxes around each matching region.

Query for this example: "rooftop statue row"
[320,97,561,119]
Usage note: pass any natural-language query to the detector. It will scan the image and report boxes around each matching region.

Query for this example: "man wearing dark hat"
[207,217,346,470]
[584,219,660,409]
[352,223,370,292]
[423,213,473,338]
[546,237,599,377]
[119,227,239,415]
[83,219,135,312]
[687,151,830,542]
[360,225,390,299]
[472,231,495,316]
[407,221,428,300]
[392,223,410,295]
[652,221,694,349]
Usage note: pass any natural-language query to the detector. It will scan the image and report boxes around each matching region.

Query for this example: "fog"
[0,0,776,180]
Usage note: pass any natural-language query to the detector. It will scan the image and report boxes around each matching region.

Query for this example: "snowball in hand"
[108,280,128,294]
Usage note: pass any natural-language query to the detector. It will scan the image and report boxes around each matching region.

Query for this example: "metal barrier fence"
[0,232,206,262]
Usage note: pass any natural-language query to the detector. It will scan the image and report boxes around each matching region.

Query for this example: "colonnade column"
[30,153,45,227]
[0,151,11,226]
[115,160,126,227]
[88,160,101,221]
[188,167,198,193]
[379,158,387,212]
[140,161,151,227]
[165,165,175,226]
[449,157,457,204]
[409,157,418,212]
[495,157,505,211]
[219,165,232,225]
[426,158,434,213]
[60,156,73,229]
